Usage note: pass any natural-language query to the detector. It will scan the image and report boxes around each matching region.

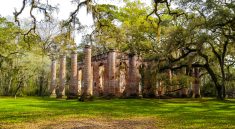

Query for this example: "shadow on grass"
[0,97,234,128]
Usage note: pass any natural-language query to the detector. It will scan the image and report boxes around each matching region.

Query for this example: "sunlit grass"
[0,97,234,128]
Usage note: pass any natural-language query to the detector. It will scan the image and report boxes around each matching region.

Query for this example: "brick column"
[158,81,164,96]
[82,45,92,97]
[181,67,188,97]
[103,63,109,95]
[193,67,200,98]
[167,69,173,96]
[92,62,99,96]
[57,55,66,98]
[127,54,140,97]
[108,49,116,96]
[68,51,78,99]
[49,59,57,96]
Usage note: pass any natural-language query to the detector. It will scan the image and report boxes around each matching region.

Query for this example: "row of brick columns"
[50,45,200,98]
[49,50,84,98]
[50,45,142,98]
[49,46,91,98]
[49,45,200,99]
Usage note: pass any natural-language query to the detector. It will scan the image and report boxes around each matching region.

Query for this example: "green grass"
[0,97,234,128]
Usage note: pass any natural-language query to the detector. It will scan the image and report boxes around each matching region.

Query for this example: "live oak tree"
[157,0,235,99]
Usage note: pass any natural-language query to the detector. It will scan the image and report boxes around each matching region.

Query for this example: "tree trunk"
[204,64,224,100]
[193,67,200,98]
[7,76,12,96]
[216,85,223,100]
[14,80,23,99]
[222,85,226,99]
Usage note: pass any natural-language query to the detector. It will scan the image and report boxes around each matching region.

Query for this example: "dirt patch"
[40,118,156,129]
[3,117,157,129]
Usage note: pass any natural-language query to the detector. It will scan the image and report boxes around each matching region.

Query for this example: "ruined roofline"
[91,50,130,62]
[78,49,146,67]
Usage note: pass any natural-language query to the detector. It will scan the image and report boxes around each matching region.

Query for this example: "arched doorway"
[78,68,83,94]
[119,62,128,94]
[98,64,105,95]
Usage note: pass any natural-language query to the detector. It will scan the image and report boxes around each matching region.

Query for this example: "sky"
[0,0,110,23]
[0,0,152,44]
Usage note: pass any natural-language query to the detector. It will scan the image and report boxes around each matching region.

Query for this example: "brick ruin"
[49,45,201,99]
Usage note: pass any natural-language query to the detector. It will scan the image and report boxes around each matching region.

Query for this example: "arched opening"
[119,62,128,94]
[98,64,105,95]
[78,68,83,94]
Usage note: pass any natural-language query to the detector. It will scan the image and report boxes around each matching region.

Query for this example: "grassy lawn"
[0,97,234,129]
